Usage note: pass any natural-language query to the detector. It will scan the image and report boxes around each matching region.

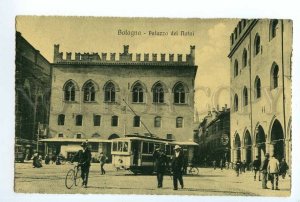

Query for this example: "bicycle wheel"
[74,166,81,186]
[189,167,199,175]
[65,169,75,189]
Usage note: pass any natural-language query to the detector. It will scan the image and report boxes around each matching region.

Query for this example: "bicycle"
[187,164,199,175]
[65,162,81,189]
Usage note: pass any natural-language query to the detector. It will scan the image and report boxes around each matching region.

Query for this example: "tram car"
[111,134,176,174]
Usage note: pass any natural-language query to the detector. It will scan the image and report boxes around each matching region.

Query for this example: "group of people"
[152,144,185,190]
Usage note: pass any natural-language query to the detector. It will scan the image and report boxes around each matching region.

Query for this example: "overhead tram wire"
[122,99,153,136]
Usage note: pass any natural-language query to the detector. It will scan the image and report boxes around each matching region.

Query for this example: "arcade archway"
[256,125,266,160]
[270,119,284,160]
[244,130,252,164]
[234,133,241,161]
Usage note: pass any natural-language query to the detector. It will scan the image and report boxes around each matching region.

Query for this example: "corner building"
[45,45,198,161]
[229,20,292,167]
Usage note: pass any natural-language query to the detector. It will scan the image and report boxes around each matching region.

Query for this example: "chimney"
[123,45,129,54]
[110,53,116,61]
[189,45,195,65]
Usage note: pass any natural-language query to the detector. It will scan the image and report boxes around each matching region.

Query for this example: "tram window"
[113,142,118,151]
[149,143,154,153]
[118,142,123,151]
[142,142,149,153]
[123,142,128,152]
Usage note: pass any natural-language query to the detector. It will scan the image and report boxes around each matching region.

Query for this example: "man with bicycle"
[72,141,92,188]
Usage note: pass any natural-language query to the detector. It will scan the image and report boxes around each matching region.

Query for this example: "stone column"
[254,145,258,158]
[242,147,247,161]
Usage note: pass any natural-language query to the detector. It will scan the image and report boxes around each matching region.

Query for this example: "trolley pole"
[122,99,152,136]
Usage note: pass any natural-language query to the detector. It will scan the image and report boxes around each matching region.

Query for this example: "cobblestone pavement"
[14,162,290,196]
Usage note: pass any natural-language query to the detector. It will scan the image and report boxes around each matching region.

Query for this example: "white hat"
[174,145,181,150]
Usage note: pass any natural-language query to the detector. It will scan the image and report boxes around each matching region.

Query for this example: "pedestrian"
[152,146,168,188]
[99,152,107,175]
[235,159,241,176]
[71,142,92,188]
[225,161,229,170]
[279,158,289,179]
[260,153,270,189]
[32,153,42,168]
[171,145,184,190]
[220,159,224,170]
[44,154,50,165]
[267,154,280,190]
[242,160,247,173]
[212,160,216,170]
[252,156,261,181]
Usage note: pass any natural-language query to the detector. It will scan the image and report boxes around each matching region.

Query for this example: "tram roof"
[113,134,174,143]
[39,138,112,143]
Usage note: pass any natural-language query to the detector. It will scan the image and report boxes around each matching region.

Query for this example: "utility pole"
[36,122,40,153]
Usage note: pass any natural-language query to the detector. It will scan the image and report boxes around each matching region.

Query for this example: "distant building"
[196,106,230,166]
[15,32,51,156]
[43,45,198,161]
[228,20,292,166]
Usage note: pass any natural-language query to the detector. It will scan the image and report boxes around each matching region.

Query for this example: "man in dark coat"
[171,145,184,190]
[152,146,168,188]
[72,142,92,188]
[279,158,289,179]
[252,155,261,181]
[260,153,270,189]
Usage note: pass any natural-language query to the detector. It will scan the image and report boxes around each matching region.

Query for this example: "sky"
[16,16,239,120]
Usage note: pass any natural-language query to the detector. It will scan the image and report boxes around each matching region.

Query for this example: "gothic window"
[254,34,261,55]
[271,63,279,89]
[270,19,279,40]
[133,116,140,127]
[93,115,101,126]
[132,83,144,103]
[153,83,164,103]
[254,76,261,99]
[243,87,248,106]
[64,81,76,101]
[234,94,239,112]
[234,60,239,77]
[76,115,83,126]
[173,82,186,104]
[111,115,118,127]
[57,114,65,125]
[154,116,161,128]
[83,81,96,102]
[104,82,116,102]
[176,117,183,128]
[242,49,247,67]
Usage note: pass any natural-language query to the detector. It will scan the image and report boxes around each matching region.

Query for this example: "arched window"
[242,49,247,67]
[64,81,76,101]
[176,117,183,128]
[243,87,248,106]
[271,63,279,89]
[111,115,118,127]
[104,82,116,102]
[270,19,279,40]
[254,76,261,99]
[83,81,95,102]
[154,116,161,128]
[254,34,261,55]
[153,83,164,103]
[133,116,140,127]
[76,115,83,126]
[234,94,239,112]
[132,83,144,103]
[173,82,186,104]
[58,114,65,125]
[234,60,239,77]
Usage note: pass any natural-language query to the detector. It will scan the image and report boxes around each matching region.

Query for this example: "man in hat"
[99,152,107,175]
[171,145,184,190]
[260,153,270,189]
[152,145,168,188]
[72,141,92,188]
[268,154,280,190]
[252,155,261,181]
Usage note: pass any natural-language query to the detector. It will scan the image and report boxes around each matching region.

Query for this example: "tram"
[111,134,176,174]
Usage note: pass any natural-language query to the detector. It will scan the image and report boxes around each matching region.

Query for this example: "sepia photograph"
[14,16,293,197]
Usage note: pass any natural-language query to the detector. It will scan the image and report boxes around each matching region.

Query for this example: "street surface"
[14,162,290,196]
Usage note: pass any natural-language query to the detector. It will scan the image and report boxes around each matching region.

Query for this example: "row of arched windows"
[233,20,280,78]
[57,114,184,128]
[63,80,188,104]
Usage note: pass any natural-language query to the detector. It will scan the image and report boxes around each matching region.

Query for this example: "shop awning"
[173,141,199,146]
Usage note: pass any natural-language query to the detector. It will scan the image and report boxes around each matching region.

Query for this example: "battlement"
[53,45,196,66]
[229,19,258,50]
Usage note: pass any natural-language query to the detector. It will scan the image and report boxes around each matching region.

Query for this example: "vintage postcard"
[15,16,292,196]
